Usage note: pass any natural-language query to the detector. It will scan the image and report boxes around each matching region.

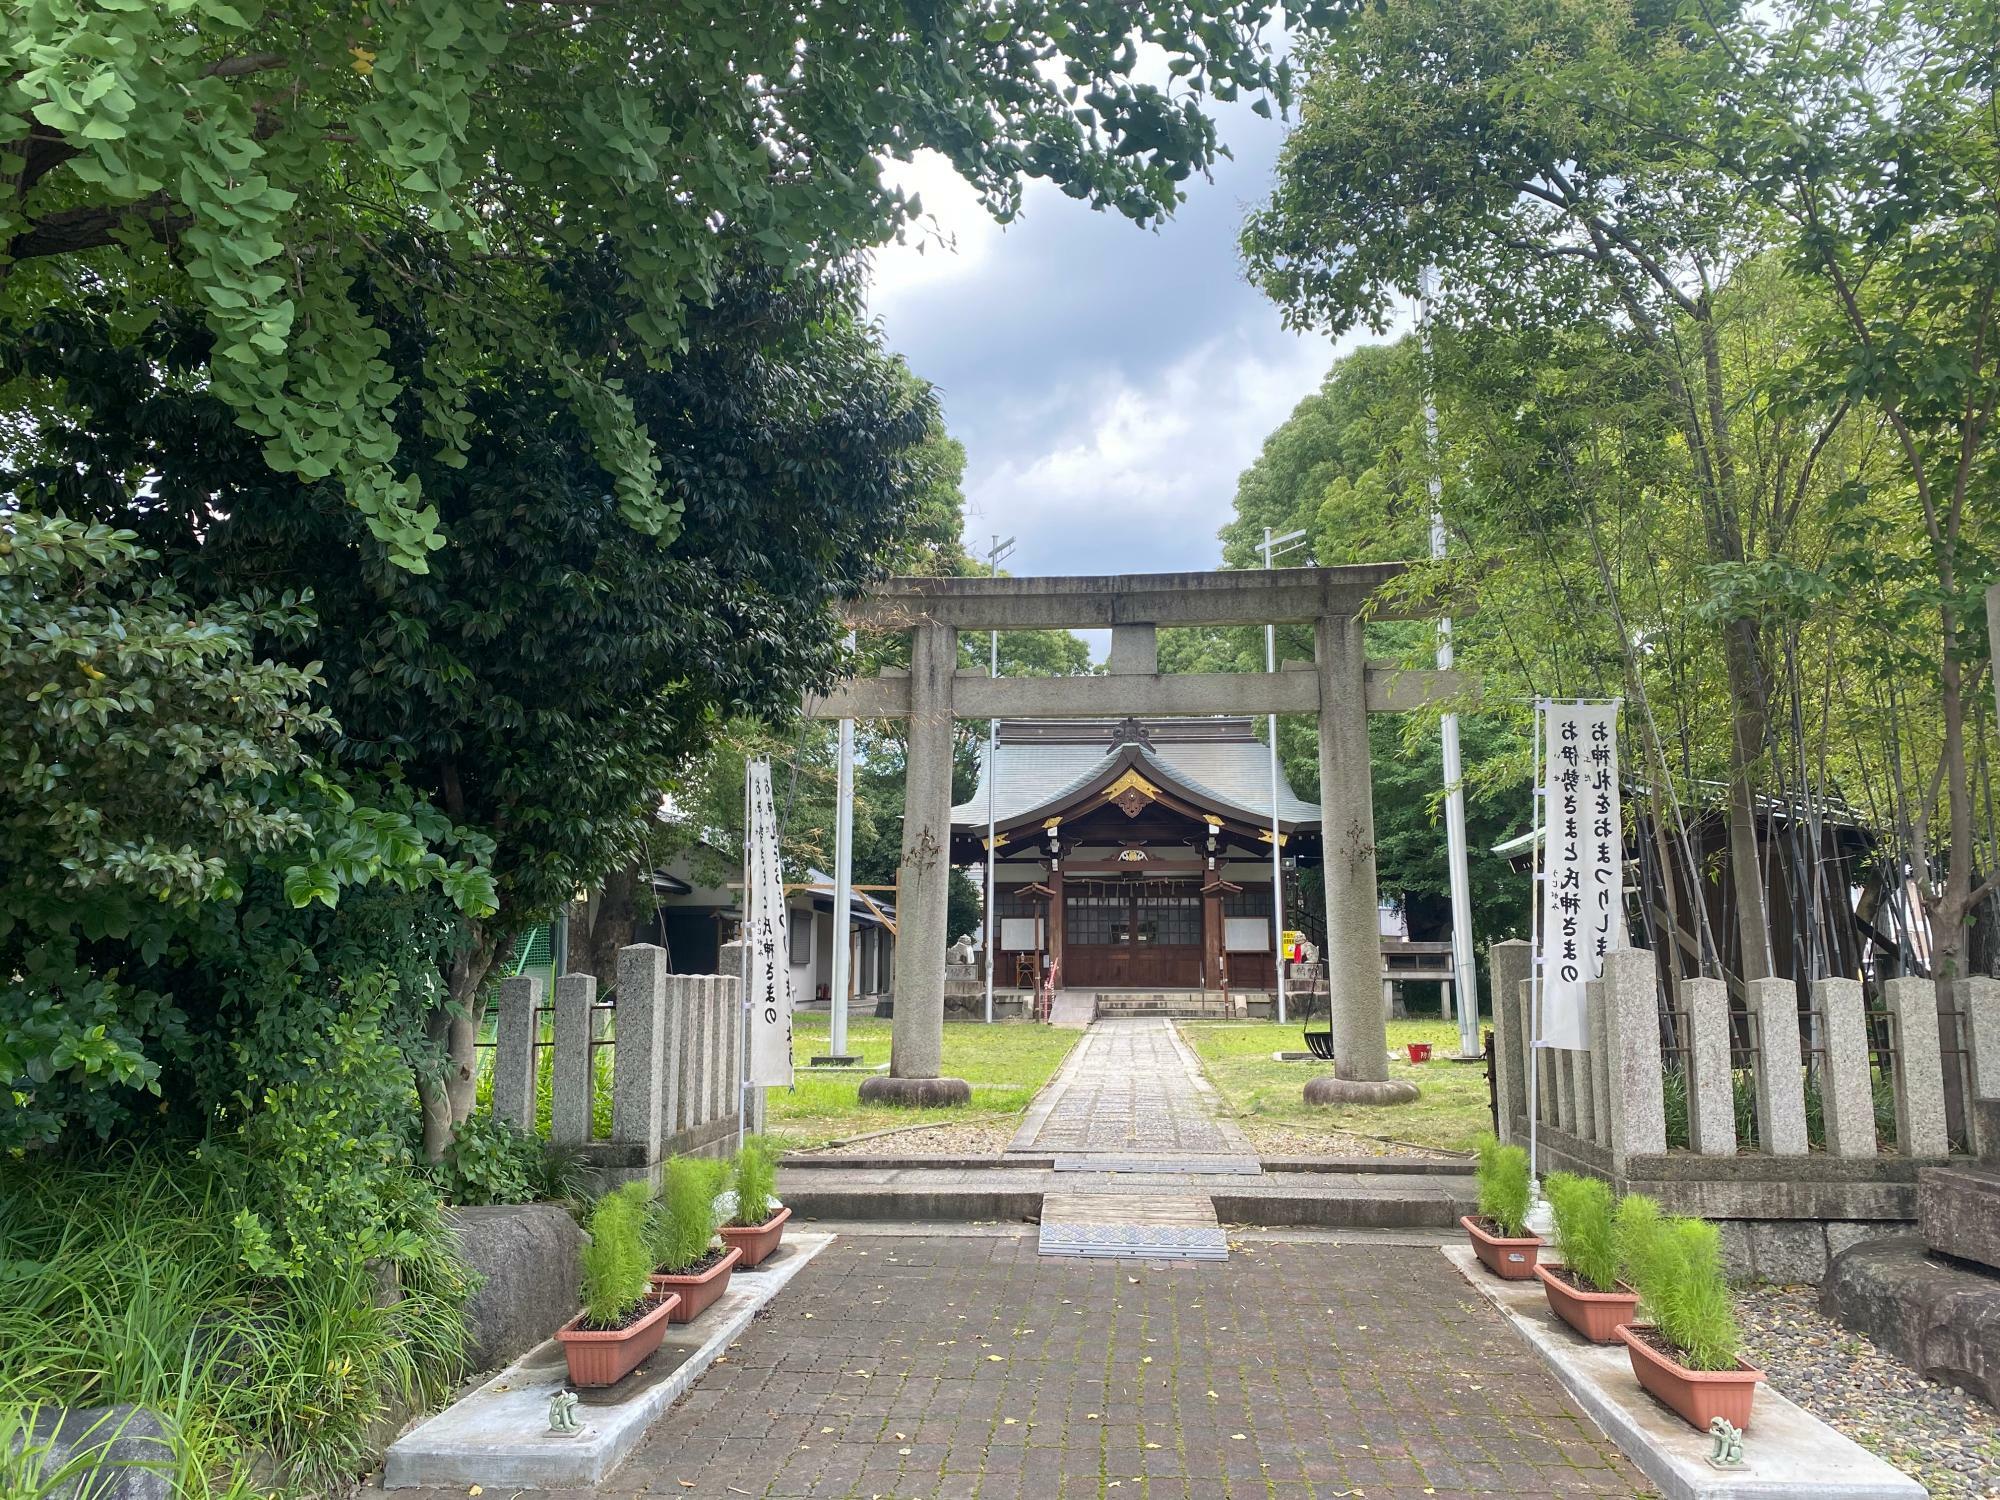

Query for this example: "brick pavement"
[1011,1019,1251,1157]
[571,1233,1653,1499]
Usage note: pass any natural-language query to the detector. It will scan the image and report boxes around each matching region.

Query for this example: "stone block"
[1885,975,1950,1158]
[1823,1233,2000,1412]
[16,1405,171,1500]
[1603,947,1667,1167]
[1815,976,1878,1159]
[1744,977,1809,1156]
[1826,1220,1892,1262]
[490,974,541,1133]
[446,1202,586,1373]
[1747,1220,1828,1285]
[1919,1164,2000,1273]
[611,944,669,1157]
[858,1075,971,1106]
[1586,975,1612,1149]
[550,972,595,1147]
[1488,940,1530,1142]
[1684,977,1736,1157]
[1716,1220,1755,1283]
[1302,1075,1420,1107]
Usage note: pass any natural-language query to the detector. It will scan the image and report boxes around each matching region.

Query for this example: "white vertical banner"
[1538,702,1622,1051]
[744,757,795,1087]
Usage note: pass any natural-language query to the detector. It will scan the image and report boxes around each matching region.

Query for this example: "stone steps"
[1093,992,1234,1017]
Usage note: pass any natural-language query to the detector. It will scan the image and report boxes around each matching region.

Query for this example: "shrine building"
[949,716,1322,994]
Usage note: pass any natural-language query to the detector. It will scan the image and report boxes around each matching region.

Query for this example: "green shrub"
[579,1182,653,1327]
[1619,1198,1741,1372]
[1473,1133,1532,1237]
[429,1111,584,1206]
[0,1147,469,1497]
[733,1137,779,1227]
[650,1156,728,1273]
[1544,1172,1620,1292]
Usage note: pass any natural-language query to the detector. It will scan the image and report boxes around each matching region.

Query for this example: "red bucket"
[1406,1042,1433,1063]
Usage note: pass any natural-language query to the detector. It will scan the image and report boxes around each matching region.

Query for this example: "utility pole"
[1261,525,1308,1024]
[984,533,1016,1025]
[1419,266,1481,1060]
[828,631,858,1063]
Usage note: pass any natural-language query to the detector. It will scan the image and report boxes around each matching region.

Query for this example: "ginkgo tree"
[3,0,1290,571]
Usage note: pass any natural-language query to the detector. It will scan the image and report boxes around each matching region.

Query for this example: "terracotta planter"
[1616,1324,1766,1432]
[555,1291,679,1388]
[1534,1264,1639,1343]
[1460,1215,1542,1279]
[650,1244,743,1324]
[719,1205,792,1268]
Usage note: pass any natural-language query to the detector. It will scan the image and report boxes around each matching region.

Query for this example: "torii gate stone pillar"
[806,566,1473,1108]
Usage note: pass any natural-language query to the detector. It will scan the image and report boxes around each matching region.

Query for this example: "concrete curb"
[382,1233,833,1488]
[1442,1244,1927,1499]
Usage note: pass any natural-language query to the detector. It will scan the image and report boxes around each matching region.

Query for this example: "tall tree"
[4,0,1287,569]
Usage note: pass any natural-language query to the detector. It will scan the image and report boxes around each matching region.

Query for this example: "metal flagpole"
[983,534,1015,1026]
[739,760,754,1154]
[829,633,856,1061]
[1260,525,1307,1024]
[1525,702,1546,1228]
[1418,266,1481,1061]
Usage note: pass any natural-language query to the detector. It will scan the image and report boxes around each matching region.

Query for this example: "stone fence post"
[612,944,669,1160]
[1884,976,1949,1158]
[491,973,541,1132]
[1743,977,1808,1156]
[1816,976,1878,1158]
[1604,946,1667,1176]
[1684,977,1736,1157]
[1965,977,2000,1099]
[551,972,596,1146]
[1586,975,1612,1149]
[1489,939,1530,1142]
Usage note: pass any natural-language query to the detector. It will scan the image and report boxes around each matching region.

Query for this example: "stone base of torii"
[804,566,1475,1107]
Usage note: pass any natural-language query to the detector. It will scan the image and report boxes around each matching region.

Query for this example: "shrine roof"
[949,717,1320,831]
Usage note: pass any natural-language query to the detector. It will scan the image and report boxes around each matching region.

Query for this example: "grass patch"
[1178,1017,1490,1153]
[764,1014,1079,1149]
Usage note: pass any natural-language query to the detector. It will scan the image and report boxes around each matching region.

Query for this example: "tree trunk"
[577,863,642,994]
[1721,616,1774,982]
[418,919,500,1161]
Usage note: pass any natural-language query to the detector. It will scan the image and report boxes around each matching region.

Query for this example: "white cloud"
[868,152,1003,307]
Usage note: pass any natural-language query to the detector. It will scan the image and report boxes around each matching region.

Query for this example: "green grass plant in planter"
[719,1137,792,1268]
[648,1157,740,1323]
[1462,1134,1540,1278]
[1616,1203,1765,1430]
[1534,1173,1638,1342]
[556,1182,673,1387]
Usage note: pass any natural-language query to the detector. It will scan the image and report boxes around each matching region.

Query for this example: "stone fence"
[487,941,748,1188]
[1489,938,2000,1281]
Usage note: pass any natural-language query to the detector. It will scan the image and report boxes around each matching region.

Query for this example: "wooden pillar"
[1202,880,1223,992]
[1047,861,1065,988]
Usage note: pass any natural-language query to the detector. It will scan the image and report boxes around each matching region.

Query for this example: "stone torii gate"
[805,565,1473,1107]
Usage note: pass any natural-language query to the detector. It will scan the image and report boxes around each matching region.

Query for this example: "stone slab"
[382,1232,831,1489]
[1051,1153,1262,1175]
[1917,1164,2000,1273]
[1823,1232,2000,1411]
[445,1202,589,1374]
[1445,1245,1927,1499]
[1037,1190,1228,1260]
[19,1404,171,1500]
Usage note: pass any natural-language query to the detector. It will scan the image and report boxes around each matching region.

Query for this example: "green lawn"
[764,1014,1080,1149]
[1179,1017,1490,1154]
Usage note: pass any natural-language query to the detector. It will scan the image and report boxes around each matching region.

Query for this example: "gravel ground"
[795,1119,1021,1156]
[1737,1284,2000,1498]
[1238,1117,1459,1159]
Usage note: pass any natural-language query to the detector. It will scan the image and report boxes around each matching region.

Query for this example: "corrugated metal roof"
[950,719,1320,828]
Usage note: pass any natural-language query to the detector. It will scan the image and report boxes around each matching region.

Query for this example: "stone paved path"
[1011,1018,1251,1157]
[560,1233,1654,1499]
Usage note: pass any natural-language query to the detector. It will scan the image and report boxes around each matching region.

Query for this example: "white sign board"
[744,757,794,1087]
[1224,917,1270,952]
[1000,917,1042,951]
[1538,703,1622,1051]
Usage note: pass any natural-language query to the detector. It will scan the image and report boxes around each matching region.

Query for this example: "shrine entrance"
[1061,878,1204,989]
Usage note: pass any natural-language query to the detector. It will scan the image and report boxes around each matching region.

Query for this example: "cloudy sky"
[864,96,1401,591]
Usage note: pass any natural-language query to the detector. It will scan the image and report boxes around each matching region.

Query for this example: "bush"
[650,1156,728,1273]
[429,1111,583,1207]
[579,1182,653,1328]
[1473,1133,1532,1237]
[1618,1197,1741,1371]
[0,1147,470,1496]
[1544,1172,1620,1292]
[733,1137,779,1227]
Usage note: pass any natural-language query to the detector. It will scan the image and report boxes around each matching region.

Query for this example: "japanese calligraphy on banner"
[744,757,794,1088]
[1538,703,1622,1051]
